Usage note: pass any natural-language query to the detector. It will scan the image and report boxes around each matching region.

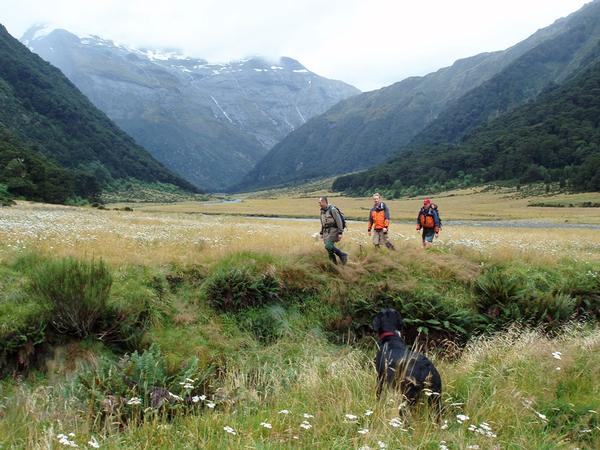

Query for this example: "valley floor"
[0,192,599,449]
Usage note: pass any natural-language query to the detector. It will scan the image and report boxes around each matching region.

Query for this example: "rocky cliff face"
[23,26,359,191]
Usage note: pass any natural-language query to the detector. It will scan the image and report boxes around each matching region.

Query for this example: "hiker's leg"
[382,232,395,250]
[333,245,348,264]
[325,240,337,264]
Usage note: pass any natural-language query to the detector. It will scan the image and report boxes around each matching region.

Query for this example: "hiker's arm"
[416,211,422,230]
[368,210,373,232]
[332,208,344,232]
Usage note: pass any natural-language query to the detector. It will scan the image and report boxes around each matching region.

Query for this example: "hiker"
[319,196,348,265]
[368,193,395,250]
[416,198,441,248]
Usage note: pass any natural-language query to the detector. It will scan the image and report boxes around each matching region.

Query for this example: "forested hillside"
[334,61,600,195]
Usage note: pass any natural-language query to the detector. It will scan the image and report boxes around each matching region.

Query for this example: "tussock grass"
[1,197,599,448]
[1,326,598,449]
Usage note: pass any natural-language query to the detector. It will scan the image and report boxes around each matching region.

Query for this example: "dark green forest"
[334,61,600,196]
[0,127,99,204]
[0,24,198,204]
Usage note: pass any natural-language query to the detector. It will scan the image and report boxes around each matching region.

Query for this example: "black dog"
[373,308,442,412]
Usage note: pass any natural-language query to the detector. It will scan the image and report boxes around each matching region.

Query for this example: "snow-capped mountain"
[22,25,359,191]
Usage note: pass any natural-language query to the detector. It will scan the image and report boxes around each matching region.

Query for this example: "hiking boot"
[340,253,348,265]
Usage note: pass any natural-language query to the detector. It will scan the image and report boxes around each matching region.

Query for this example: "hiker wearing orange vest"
[416,198,441,248]
[368,193,395,250]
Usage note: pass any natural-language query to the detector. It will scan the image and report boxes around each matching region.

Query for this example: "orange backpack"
[419,212,436,228]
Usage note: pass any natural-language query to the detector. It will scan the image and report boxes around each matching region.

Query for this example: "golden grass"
[108,187,600,223]
[2,200,600,266]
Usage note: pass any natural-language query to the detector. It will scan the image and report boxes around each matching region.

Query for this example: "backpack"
[330,205,347,230]
[432,203,443,228]
[419,208,436,228]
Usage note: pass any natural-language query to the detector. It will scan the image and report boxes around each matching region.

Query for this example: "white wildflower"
[364,409,374,416]
[57,434,78,448]
[439,441,449,450]
[192,396,200,403]
[358,428,369,435]
[440,419,449,430]
[300,421,312,430]
[278,409,290,415]
[206,401,216,409]
[535,411,548,421]
[127,397,142,406]
[168,392,183,401]
[552,351,562,360]
[345,413,359,421]
[87,437,100,449]
[260,422,272,429]
[377,441,387,449]
[303,413,314,419]
[456,414,470,423]
[223,426,237,435]
[389,417,404,428]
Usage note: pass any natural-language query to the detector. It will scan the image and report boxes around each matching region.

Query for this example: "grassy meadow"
[1,189,599,449]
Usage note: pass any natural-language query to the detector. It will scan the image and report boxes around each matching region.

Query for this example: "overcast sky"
[0,0,592,91]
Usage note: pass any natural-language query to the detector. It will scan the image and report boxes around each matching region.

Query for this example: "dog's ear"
[372,314,382,333]
[394,311,404,331]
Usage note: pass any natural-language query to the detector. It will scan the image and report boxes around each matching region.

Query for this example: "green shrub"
[0,183,14,206]
[29,257,112,337]
[474,265,578,328]
[202,259,281,312]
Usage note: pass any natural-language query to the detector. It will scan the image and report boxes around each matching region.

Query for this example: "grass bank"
[1,243,599,448]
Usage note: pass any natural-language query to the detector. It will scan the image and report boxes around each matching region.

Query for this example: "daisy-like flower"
[300,421,312,430]
[126,397,142,406]
[345,413,359,421]
[303,413,314,419]
[168,392,183,401]
[377,441,387,449]
[358,428,369,435]
[206,401,216,409]
[389,417,404,428]
[439,441,449,450]
[456,414,470,423]
[552,351,562,360]
[467,445,480,449]
[260,422,272,429]
[278,409,290,415]
[535,411,548,421]
[440,419,449,430]
[185,378,196,383]
[57,434,78,448]
[364,410,374,416]
[223,426,237,435]
[181,383,194,389]
[192,396,200,403]
[87,437,100,449]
